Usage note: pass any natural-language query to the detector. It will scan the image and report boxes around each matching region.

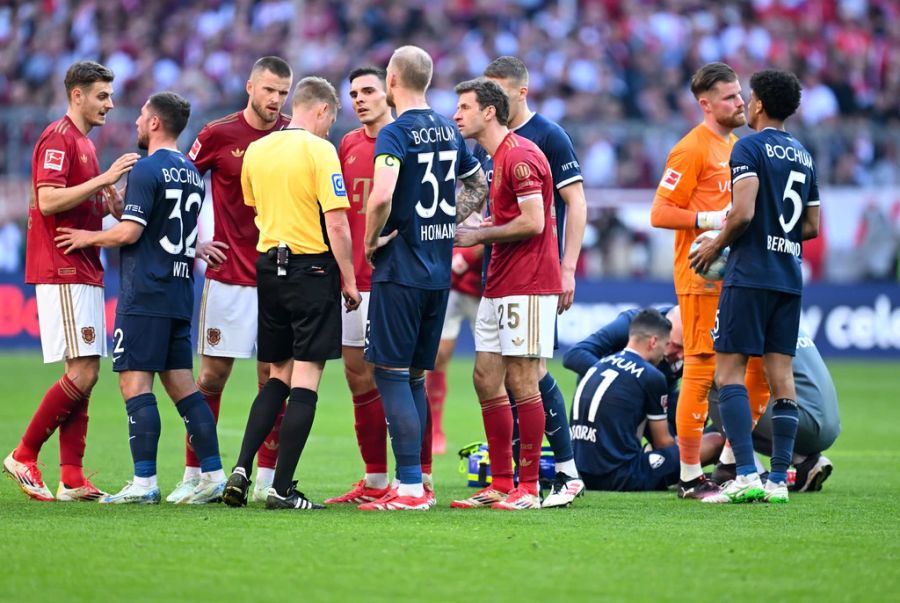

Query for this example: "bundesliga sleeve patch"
[43,149,65,171]
[188,139,202,160]
[332,174,347,196]
[659,168,682,191]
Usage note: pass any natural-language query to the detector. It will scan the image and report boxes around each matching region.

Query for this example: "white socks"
[203,469,226,482]
[134,475,157,488]
[365,472,389,489]
[680,463,704,482]
[556,459,579,479]
[256,467,275,487]
[398,482,424,497]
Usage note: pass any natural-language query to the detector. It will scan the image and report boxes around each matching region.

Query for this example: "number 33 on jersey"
[119,149,205,321]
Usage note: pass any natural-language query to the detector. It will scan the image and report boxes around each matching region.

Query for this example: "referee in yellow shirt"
[223,76,361,510]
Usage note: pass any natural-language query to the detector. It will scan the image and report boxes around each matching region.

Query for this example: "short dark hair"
[64,61,114,99]
[689,62,738,98]
[628,308,672,341]
[292,76,340,112]
[750,69,802,121]
[484,56,529,85]
[147,91,191,137]
[349,66,386,85]
[251,56,292,79]
[454,78,510,126]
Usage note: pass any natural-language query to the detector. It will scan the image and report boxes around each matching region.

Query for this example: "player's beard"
[385,88,395,108]
[718,111,746,130]
[137,131,149,150]
[250,100,278,125]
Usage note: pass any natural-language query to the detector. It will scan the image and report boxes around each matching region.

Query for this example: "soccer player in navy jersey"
[569,309,694,491]
[564,305,683,433]
[360,46,486,511]
[56,92,226,504]
[690,70,820,504]
[463,56,587,507]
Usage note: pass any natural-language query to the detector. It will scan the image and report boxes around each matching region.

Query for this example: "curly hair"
[750,70,802,121]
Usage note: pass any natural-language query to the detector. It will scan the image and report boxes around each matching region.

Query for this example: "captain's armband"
[375,154,401,172]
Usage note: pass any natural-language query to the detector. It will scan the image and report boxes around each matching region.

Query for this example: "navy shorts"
[365,282,449,370]
[112,313,192,373]
[581,445,680,492]
[713,286,801,356]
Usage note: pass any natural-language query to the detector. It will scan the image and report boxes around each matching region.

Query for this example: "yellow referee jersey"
[241,128,350,255]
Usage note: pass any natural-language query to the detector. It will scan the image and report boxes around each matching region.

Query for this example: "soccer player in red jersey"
[452,78,561,510]
[325,66,436,505]
[168,56,293,503]
[3,61,139,501]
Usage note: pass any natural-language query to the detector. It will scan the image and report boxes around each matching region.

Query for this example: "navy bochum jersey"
[474,112,583,280]
[725,128,820,295]
[119,149,205,320]
[570,349,668,476]
[373,108,480,290]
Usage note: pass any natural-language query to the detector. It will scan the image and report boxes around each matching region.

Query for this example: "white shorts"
[441,289,480,340]
[35,283,107,364]
[341,290,371,347]
[474,294,558,359]
[196,279,258,358]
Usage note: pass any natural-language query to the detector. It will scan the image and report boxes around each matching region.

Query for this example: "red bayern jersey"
[338,127,376,291]
[484,133,561,298]
[26,115,104,286]
[188,110,290,286]
[451,246,483,296]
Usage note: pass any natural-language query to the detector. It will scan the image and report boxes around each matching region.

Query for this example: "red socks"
[257,401,285,470]
[425,370,447,437]
[480,395,514,493]
[515,393,545,495]
[353,388,388,474]
[187,385,222,467]
[59,396,89,487]
[17,375,84,463]
[420,400,432,475]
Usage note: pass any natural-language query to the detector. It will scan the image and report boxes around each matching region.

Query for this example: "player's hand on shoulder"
[196,240,229,267]
[343,284,362,312]
[103,153,141,185]
[54,227,90,254]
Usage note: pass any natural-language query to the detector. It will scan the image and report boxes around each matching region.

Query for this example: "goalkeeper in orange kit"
[650,62,770,500]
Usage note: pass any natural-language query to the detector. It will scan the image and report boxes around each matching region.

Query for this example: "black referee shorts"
[256,252,342,363]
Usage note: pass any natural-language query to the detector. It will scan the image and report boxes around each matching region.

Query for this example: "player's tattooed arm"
[455,169,487,224]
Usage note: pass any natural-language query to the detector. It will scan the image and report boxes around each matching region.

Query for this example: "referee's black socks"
[235,378,290,474]
[272,388,318,496]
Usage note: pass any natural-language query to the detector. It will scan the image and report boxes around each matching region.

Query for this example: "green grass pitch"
[1,354,898,602]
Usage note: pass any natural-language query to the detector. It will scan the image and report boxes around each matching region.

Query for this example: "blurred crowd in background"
[0,0,897,280]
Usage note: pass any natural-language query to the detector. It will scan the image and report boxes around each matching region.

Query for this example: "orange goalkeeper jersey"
[652,123,737,296]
